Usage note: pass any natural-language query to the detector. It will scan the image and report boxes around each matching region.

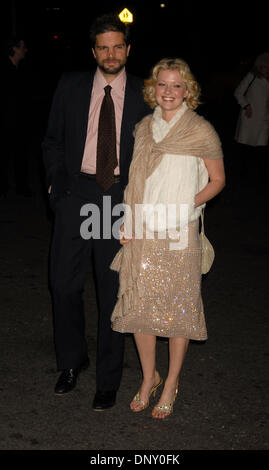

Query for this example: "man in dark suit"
[42,13,149,410]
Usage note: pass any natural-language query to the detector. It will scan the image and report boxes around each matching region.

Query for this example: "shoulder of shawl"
[133,114,152,138]
[183,109,206,128]
[185,110,221,141]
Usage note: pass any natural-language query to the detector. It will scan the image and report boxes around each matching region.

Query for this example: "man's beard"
[98,61,126,75]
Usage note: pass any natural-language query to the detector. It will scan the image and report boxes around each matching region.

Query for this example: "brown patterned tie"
[96,85,117,191]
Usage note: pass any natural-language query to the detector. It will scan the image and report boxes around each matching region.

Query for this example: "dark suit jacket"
[42,69,150,195]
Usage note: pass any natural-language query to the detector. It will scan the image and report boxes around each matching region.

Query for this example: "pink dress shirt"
[81,67,127,175]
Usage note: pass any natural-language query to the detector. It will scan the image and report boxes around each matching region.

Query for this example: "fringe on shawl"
[110,247,123,272]
[111,278,146,322]
[110,239,146,321]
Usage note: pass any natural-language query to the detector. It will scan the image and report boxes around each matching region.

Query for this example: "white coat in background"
[234,72,269,146]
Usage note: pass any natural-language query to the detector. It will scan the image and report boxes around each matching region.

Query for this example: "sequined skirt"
[112,220,207,340]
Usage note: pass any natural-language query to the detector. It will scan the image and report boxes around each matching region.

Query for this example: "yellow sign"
[119,8,133,24]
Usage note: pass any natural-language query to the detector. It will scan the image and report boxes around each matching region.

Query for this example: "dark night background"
[2,1,268,72]
[1,1,268,142]
[1,2,269,453]
[1,0,268,191]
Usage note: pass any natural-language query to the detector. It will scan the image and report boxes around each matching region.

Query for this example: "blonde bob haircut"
[143,57,201,110]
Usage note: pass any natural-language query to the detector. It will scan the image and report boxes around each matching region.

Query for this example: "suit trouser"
[49,176,125,392]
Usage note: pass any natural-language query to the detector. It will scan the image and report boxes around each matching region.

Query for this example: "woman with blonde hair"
[111,58,225,419]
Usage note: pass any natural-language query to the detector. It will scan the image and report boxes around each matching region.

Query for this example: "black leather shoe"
[54,357,89,394]
[92,390,117,411]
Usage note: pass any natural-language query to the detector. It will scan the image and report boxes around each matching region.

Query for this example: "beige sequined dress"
[112,220,207,340]
[112,105,209,341]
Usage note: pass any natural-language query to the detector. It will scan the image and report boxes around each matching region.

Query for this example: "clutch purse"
[200,209,215,274]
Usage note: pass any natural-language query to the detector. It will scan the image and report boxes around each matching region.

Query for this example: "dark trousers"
[49,176,125,392]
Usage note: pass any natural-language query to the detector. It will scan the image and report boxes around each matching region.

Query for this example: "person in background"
[1,37,31,197]
[111,57,225,419]
[234,52,269,186]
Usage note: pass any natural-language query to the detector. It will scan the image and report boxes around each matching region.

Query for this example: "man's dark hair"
[90,13,131,47]
[4,36,24,57]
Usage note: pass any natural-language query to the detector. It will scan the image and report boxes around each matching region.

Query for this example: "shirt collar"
[93,67,127,96]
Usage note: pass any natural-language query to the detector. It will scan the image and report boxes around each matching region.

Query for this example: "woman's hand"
[244,104,253,118]
[119,224,132,245]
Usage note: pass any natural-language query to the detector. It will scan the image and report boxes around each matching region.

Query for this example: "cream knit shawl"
[111,108,223,321]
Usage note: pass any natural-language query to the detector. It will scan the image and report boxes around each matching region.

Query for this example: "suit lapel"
[121,74,137,129]
[75,71,94,164]
[120,74,138,162]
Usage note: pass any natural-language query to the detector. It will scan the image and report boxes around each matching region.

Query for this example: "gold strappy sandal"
[152,388,178,419]
[130,377,163,412]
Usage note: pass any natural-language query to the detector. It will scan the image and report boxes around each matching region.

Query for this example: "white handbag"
[200,209,215,274]
[197,159,215,274]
